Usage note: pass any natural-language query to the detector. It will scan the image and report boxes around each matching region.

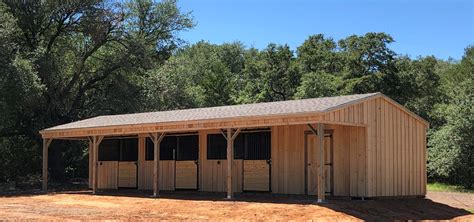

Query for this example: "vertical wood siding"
[270,124,367,196]
[271,125,306,194]
[364,97,427,197]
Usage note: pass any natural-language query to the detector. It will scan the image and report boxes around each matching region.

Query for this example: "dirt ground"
[0,190,472,221]
[427,191,474,211]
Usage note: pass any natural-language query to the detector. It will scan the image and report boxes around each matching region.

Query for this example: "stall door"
[243,160,270,191]
[98,138,138,189]
[118,162,137,187]
[175,135,199,189]
[305,132,333,196]
[118,138,138,188]
[98,161,118,189]
[98,139,120,189]
[242,131,271,192]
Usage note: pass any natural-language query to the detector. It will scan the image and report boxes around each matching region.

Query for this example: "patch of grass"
[427,182,474,193]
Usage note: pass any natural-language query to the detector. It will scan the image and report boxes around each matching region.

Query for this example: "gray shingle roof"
[42,93,380,131]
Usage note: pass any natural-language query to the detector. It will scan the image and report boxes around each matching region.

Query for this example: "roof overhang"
[40,111,368,139]
[39,93,429,140]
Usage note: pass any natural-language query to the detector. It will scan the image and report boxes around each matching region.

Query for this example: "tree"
[338,33,396,77]
[297,34,341,74]
[237,48,267,103]
[395,56,442,124]
[294,71,341,99]
[143,41,246,108]
[338,33,399,97]
[142,57,198,111]
[428,46,474,188]
[262,44,301,101]
[240,44,300,102]
[0,0,193,182]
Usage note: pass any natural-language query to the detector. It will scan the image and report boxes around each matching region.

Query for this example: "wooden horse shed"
[40,92,428,201]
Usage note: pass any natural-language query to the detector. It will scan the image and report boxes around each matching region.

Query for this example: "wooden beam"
[97,136,104,145]
[137,135,145,190]
[231,128,241,141]
[226,128,233,199]
[317,123,325,203]
[150,132,165,197]
[307,123,326,203]
[40,114,370,139]
[91,136,105,194]
[307,124,317,135]
[221,128,240,199]
[91,137,97,194]
[88,140,92,189]
[148,133,156,141]
[220,129,228,140]
[42,138,53,192]
[153,133,159,197]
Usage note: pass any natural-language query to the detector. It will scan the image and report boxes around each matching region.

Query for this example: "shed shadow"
[0,189,471,221]
[91,189,471,221]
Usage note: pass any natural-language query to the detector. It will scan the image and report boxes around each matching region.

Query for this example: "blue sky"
[177,0,473,60]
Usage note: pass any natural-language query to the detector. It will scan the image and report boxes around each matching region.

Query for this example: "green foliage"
[395,56,442,125]
[0,0,193,183]
[234,43,301,103]
[294,71,341,99]
[0,0,472,189]
[143,41,244,108]
[259,44,300,101]
[338,32,396,78]
[427,47,474,188]
[297,34,340,74]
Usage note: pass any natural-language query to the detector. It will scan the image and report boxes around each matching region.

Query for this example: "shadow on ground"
[1,189,471,221]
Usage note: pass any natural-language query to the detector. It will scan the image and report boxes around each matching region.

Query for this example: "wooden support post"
[226,129,232,199]
[150,132,165,197]
[90,137,96,194]
[317,123,325,203]
[42,138,53,192]
[91,136,104,194]
[137,135,145,190]
[88,141,93,189]
[223,128,241,199]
